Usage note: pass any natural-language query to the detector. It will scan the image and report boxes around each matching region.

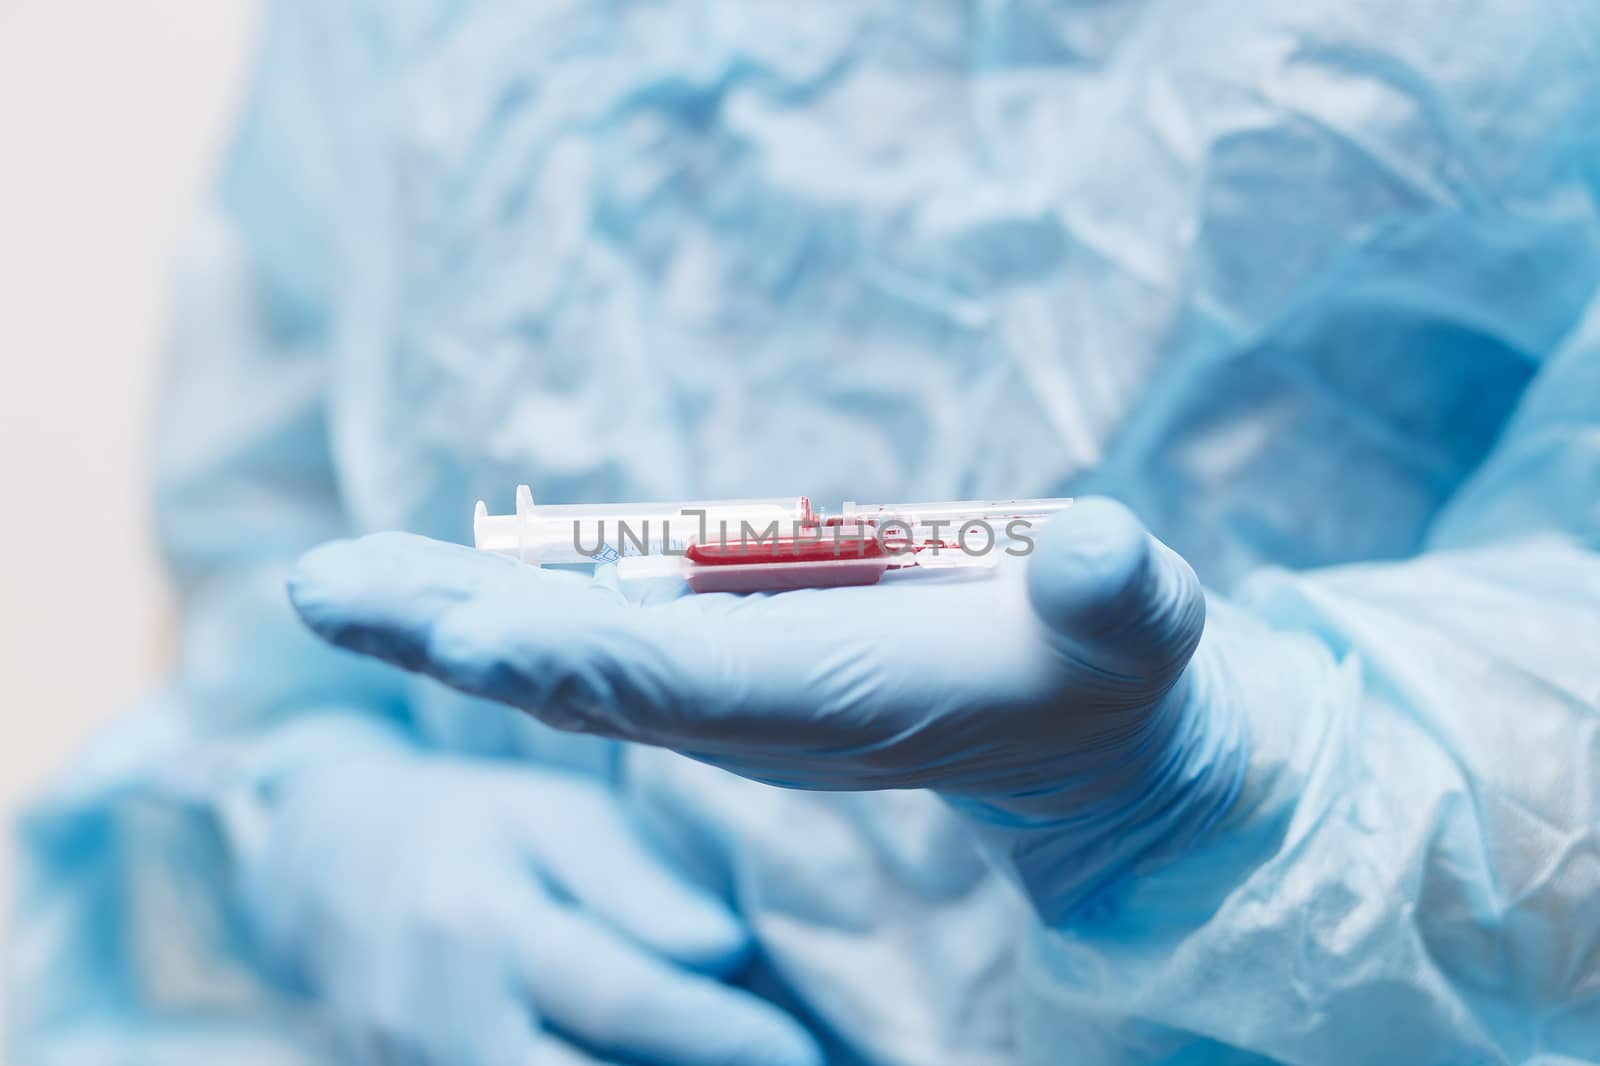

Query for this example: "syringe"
[473,486,1071,593]
[473,485,812,564]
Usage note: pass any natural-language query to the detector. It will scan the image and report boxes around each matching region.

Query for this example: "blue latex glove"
[243,751,823,1066]
[289,498,1248,922]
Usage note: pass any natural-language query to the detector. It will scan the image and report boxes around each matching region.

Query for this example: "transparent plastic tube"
[832,498,1075,550]
[473,485,811,565]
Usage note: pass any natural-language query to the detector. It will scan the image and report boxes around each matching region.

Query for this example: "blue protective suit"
[10,0,1600,1063]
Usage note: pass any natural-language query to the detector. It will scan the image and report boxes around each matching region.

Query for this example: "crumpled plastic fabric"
[10,0,1600,1062]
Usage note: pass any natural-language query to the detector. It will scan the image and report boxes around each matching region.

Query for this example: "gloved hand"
[241,751,823,1066]
[288,499,1250,923]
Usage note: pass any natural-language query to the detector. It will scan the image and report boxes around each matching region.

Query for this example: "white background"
[0,0,257,1045]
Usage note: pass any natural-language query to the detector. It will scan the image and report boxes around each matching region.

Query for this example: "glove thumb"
[1025,497,1205,692]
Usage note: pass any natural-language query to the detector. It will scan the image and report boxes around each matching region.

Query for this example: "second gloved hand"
[241,751,822,1066]
[288,499,1251,923]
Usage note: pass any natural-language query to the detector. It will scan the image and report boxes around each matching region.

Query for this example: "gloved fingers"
[502,774,752,976]
[522,1034,627,1066]
[332,977,540,1066]
[288,532,610,673]
[1025,497,1206,691]
[509,897,824,1066]
[289,533,799,746]
[451,996,544,1066]
[290,534,668,730]
[376,995,626,1066]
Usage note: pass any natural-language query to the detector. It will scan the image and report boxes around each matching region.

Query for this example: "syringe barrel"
[839,498,1073,524]
[475,486,812,564]
[836,498,1072,547]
